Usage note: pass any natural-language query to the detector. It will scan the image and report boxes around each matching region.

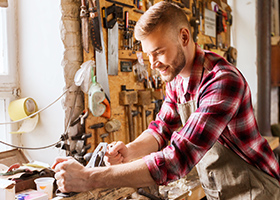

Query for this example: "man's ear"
[180,28,190,46]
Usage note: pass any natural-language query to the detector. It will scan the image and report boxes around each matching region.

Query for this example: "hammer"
[119,85,138,142]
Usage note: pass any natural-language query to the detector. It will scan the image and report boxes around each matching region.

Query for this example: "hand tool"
[100,133,109,142]
[119,85,138,142]
[101,96,111,118]
[132,110,140,140]
[95,0,111,101]
[136,90,152,132]
[80,0,89,53]
[70,110,88,127]
[88,76,106,117]
[56,142,108,198]
[190,0,200,42]
[88,0,102,51]
[102,4,123,29]
[102,4,120,75]
[106,0,134,8]
[85,142,108,168]
[89,122,105,146]
[137,188,165,200]
[105,118,121,133]
[89,122,104,129]
[123,11,130,50]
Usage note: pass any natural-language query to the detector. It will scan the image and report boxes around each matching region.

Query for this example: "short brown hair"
[134,1,191,41]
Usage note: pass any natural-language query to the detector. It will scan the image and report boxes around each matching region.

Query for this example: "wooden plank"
[52,187,135,200]
[174,184,205,200]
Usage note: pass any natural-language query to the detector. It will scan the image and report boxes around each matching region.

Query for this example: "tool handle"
[81,0,87,7]
[137,188,163,200]
[124,11,129,31]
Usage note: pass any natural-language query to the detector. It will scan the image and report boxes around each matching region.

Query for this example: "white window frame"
[0,1,17,90]
[0,1,19,152]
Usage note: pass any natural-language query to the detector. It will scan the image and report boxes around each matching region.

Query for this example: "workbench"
[51,136,279,200]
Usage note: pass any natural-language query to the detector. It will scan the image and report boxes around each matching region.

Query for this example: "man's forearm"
[126,131,159,161]
[86,159,156,189]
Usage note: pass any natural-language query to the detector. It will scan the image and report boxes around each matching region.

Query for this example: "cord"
[0,84,79,150]
[0,85,71,125]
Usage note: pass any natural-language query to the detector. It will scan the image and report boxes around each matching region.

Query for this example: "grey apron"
[177,97,280,200]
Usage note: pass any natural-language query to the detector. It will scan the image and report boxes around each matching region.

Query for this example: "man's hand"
[104,141,129,166]
[52,157,91,193]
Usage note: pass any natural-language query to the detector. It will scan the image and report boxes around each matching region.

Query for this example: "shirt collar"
[187,44,205,95]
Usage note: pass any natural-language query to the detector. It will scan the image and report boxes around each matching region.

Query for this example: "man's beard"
[161,45,186,82]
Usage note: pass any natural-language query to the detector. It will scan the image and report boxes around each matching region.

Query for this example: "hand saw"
[88,0,102,52]
[95,0,110,101]
[102,4,121,75]
[80,0,89,53]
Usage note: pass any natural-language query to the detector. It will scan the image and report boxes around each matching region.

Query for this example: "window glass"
[0,8,8,75]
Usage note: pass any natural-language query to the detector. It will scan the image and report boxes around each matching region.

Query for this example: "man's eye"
[155,51,163,55]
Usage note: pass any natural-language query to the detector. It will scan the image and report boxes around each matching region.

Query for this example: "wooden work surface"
[52,136,279,200]
[52,187,136,200]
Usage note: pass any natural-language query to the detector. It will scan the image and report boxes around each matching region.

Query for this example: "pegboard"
[83,0,233,152]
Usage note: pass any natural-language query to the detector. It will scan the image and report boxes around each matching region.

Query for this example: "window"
[0,1,18,151]
[0,7,8,76]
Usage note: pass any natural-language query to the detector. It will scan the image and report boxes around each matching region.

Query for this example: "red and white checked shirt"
[143,45,280,185]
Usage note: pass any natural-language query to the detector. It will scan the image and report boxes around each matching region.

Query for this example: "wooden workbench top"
[52,187,136,200]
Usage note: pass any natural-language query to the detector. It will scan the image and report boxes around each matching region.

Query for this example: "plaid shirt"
[143,45,280,185]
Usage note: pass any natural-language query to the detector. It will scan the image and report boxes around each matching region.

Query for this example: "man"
[53,2,280,199]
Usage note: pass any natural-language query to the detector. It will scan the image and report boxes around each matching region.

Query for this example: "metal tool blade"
[80,4,89,53]
[89,0,102,52]
[108,22,119,75]
[95,0,110,101]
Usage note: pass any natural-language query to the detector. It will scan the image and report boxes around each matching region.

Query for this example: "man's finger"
[51,157,71,170]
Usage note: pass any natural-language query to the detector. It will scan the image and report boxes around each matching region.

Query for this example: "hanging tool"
[106,0,134,8]
[95,0,111,101]
[102,4,123,29]
[89,122,105,145]
[102,4,121,75]
[190,0,200,42]
[136,90,152,132]
[80,0,89,53]
[119,85,138,142]
[137,188,165,200]
[88,76,106,117]
[123,11,130,50]
[88,0,102,52]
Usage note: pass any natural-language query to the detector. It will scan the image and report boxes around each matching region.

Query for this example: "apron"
[177,97,280,200]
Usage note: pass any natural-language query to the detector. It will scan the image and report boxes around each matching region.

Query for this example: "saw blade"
[95,0,110,101]
[108,22,119,75]
[80,6,89,53]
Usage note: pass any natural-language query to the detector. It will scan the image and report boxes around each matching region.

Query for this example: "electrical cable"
[0,85,72,125]
[0,84,80,150]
